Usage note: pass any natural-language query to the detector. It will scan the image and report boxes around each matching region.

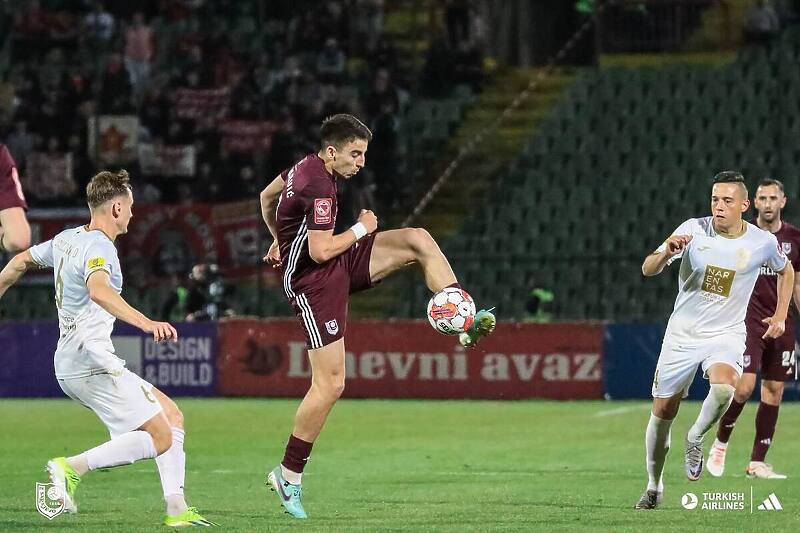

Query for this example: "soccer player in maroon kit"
[707,178,800,479]
[0,143,31,255]
[258,114,495,518]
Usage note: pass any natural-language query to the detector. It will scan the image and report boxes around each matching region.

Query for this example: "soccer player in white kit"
[634,171,794,509]
[0,170,215,527]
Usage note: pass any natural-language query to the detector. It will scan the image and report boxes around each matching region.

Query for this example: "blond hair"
[86,170,131,208]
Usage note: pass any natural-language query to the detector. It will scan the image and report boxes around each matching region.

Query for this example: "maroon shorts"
[744,324,797,381]
[290,234,376,349]
[0,165,27,211]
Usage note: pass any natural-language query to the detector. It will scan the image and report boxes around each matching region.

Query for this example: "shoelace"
[687,443,703,469]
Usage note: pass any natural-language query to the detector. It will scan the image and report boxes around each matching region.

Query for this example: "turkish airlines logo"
[314,198,332,225]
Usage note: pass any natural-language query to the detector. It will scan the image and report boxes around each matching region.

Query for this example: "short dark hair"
[757,177,785,193]
[320,114,372,150]
[87,169,131,208]
[713,170,745,184]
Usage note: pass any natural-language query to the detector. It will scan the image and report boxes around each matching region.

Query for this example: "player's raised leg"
[152,388,217,526]
[368,228,495,346]
[708,373,755,477]
[268,338,346,519]
[635,394,681,510]
[685,363,737,481]
[747,379,787,479]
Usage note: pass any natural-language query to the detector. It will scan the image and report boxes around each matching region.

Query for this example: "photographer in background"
[161,263,234,322]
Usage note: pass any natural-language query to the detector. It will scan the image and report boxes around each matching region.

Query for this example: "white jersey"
[29,226,126,379]
[657,217,788,343]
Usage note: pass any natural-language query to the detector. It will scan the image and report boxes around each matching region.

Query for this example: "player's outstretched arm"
[308,209,378,263]
[762,263,795,339]
[87,270,178,342]
[641,235,692,276]
[0,250,38,299]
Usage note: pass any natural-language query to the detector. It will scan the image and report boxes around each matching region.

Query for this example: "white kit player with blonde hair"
[0,170,215,527]
[634,171,793,510]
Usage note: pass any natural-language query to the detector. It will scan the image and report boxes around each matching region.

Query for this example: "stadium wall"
[1,320,796,400]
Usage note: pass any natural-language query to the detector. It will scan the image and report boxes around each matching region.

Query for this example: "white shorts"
[651,334,745,398]
[58,369,163,438]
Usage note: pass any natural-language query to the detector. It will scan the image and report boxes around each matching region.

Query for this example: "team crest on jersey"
[325,319,339,335]
[87,257,105,269]
[314,198,332,224]
[782,242,792,254]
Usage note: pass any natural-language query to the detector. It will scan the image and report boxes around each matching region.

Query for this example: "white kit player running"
[634,171,794,510]
[0,170,214,527]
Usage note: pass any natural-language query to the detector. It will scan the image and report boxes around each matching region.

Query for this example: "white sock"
[66,454,90,476]
[688,384,735,443]
[85,431,157,470]
[646,413,673,492]
[156,428,188,516]
[281,464,302,485]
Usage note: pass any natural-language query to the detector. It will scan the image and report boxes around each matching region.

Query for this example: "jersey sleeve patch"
[313,198,332,225]
[87,257,106,269]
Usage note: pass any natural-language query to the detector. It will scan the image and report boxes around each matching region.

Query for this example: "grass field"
[1,399,798,532]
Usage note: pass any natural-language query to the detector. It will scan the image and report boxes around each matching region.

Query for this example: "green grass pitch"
[1,399,798,531]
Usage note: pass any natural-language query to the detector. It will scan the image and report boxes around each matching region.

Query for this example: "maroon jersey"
[0,143,27,211]
[276,154,338,299]
[746,220,800,329]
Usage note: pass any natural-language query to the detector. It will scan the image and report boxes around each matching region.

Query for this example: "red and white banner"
[172,87,230,121]
[138,143,196,177]
[24,152,76,200]
[217,320,603,399]
[219,120,278,152]
[87,115,139,163]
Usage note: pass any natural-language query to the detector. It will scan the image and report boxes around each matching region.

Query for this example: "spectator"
[161,263,233,321]
[83,1,115,45]
[744,0,781,45]
[124,11,155,100]
[4,121,35,167]
[316,37,346,83]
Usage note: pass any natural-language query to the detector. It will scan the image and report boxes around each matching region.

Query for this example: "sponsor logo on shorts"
[325,319,339,335]
[314,198,332,225]
[35,482,65,519]
[87,257,106,269]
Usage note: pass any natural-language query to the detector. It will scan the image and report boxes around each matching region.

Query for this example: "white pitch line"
[594,405,651,417]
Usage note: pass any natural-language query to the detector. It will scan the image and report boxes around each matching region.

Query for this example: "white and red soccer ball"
[427,287,476,335]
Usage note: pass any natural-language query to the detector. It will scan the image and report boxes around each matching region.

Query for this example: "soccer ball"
[427,287,476,335]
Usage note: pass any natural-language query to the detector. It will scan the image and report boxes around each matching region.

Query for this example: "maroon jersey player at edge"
[258,114,496,519]
[707,178,800,480]
[0,143,31,255]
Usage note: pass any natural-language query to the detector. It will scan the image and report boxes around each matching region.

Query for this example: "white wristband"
[350,222,368,240]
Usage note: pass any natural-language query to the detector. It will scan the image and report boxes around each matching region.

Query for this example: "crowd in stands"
[0,0,484,230]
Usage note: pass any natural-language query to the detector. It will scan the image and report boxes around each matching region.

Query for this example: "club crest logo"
[35,482,65,520]
[743,355,751,368]
[782,242,792,254]
[325,319,339,335]
[314,198,332,225]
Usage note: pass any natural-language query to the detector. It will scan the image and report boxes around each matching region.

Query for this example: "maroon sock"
[716,399,746,443]
[751,402,780,462]
[281,434,313,474]
[446,282,462,291]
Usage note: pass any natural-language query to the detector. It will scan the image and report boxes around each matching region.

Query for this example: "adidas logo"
[757,493,783,511]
